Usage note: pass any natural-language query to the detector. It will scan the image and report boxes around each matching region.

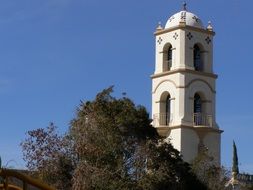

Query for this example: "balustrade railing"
[193,113,212,127]
[153,113,213,127]
[153,113,172,127]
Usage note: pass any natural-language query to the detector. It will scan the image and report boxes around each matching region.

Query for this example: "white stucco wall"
[203,132,221,165]
[167,128,182,152]
[180,128,199,162]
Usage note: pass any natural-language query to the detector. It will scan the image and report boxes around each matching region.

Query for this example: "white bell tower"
[151,4,223,164]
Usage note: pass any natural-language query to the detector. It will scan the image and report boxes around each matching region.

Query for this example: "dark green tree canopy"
[232,140,239,175]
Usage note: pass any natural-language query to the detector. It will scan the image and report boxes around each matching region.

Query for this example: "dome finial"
[207,21,213,31]
[156,21,163,31]
[182,1,187,11]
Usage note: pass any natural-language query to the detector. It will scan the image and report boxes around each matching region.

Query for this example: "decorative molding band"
[156,125,223,137]
[154,25,215,36]
[189,49,209,54]
[189,97,212,103]
[155,97,175,103]
[202,100,212,103]
[151,69,218,79]
[159,47,176,54]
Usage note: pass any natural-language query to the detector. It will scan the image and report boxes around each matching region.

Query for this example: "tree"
[232,140,239,175]
[70,86,206,190]
[22,87,206,190]
[70,86,158,189]
[191,149,229,190]
[138,140,207,190]
[21,123,74,189]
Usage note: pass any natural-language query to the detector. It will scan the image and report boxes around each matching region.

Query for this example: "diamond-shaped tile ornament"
[169,16,175,22]
[187,32,193,40]
[180,11,186,22]
[205,36,211,44]
[192,16,199,23]
[173,33,179,40]
[157,37,163,45]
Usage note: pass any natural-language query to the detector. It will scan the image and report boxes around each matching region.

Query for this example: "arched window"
[163,44,172,71]
[194,94,202,125]
[167,45,172,70]
[158,92,172,126]
[194,94,202,113]
[193,45,202,71]
[166,94,171,125]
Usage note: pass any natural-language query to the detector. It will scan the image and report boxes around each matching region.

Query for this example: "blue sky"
[0,0,252,173]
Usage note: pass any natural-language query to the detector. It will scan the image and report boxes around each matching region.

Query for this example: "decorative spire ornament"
[207,21,213,31]
[182,2,187,11]
[156,21,163,31]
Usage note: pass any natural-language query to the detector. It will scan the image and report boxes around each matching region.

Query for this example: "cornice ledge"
[193,126,224,134]
[151,69,218,79]
[154,25,215,36]
[155,125,223,137]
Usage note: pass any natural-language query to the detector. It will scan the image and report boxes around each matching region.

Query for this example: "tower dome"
[165,4,204,29]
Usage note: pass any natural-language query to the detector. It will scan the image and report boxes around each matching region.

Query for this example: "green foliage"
[191,150,229,190]
[21,87,207,190]
[70,86,159,189]
[233,140,239,175]
[138,140,207,190]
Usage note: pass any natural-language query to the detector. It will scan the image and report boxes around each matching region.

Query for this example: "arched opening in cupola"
[194,93,202,125]
[163,43,173,71]
[159,92,172,126]
[194,93,202,114]
[193,44,203,71]
[193,92,212,126]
